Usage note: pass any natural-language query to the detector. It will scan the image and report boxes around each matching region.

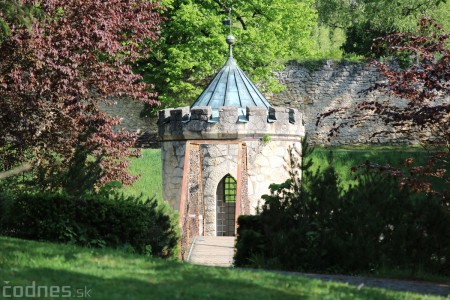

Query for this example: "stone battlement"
[158,106,305,140]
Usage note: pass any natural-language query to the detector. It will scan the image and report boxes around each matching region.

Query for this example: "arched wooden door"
[216,174,236,236]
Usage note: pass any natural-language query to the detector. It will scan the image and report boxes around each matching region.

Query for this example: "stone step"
[187,236,236,267]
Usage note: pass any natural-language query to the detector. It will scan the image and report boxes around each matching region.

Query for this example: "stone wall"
[161,140,185,210]
[269,60,447,145]
[269,60,395,145]
[100,60,447,146]
[98,98,159,147]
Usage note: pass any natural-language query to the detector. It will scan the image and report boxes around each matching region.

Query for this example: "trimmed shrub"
[234,153,450,276]
[0,192,179,258]
[234,215,265,267]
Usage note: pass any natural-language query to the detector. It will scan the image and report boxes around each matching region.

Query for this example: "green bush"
[0,192,179,258]
[234,215,265,267]
[235,152,450,276]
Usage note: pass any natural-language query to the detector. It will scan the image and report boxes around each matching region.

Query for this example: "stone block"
[254,155,269,167]
[269,106,289,121]
[175,145,185,156]
[158,108,172,135]
[168,122,181,135]
[170,106,190,121]
[187,120,208,132]
[244,107,267,132]
[191,106,212,121]
[246,106,268,117]
[289,108,300,124]
[219,106,239,124]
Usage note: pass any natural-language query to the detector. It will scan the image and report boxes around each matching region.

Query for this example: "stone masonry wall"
[161,139,302,236]
[161,140,185,210]
[158,106,304,141]
[100,61,448,146]
[269,60,393,145]
[98,98,159,147]
[245,139,302,214]
[200,143,239,235]
[269,60,447,145]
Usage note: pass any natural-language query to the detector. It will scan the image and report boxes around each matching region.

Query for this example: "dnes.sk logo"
[2,281,91,298]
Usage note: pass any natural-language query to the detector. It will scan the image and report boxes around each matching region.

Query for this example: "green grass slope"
[123,149,163,201]
[310,146,429,191]
[0,236,443,300]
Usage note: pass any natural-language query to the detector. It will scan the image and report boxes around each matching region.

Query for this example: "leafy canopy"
[317,17,449,200]
[315,0,447,56]
[139,0,317,110]
[0,0,162,187]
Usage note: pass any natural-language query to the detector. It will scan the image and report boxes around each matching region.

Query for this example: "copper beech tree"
[0,0,161,186]
[317,17,449,201]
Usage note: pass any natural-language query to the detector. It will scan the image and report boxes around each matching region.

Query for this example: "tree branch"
[0,162,32,180]
[236,15,247,30]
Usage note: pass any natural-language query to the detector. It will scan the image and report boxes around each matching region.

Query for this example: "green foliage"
[59,147,104,196]
[235,149,450,277]
[261,134,272,144]
[0,192,179,258]
[0,0,42,42]
[430,0,450,36]
[39,141,107,196]
[234,215,264,267]
[308,25,348,60]
[138,0,317,111]
[315,0,448,57]
[309,146,434,191]
[1,131,124,196]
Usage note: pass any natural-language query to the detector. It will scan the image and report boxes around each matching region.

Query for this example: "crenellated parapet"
[158,106,305,140]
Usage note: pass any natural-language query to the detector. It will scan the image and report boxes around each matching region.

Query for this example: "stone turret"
[159,34,305,259]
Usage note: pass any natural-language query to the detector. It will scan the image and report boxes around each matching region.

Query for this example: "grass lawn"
[122,146,431,199]
[123,149,163,201]
[0,236,444,300]
[309,145,430,190]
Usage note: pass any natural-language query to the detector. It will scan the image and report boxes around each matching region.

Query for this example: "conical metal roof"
[191,36,271,117]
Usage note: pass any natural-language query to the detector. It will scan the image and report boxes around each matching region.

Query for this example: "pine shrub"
[235,150,450,276]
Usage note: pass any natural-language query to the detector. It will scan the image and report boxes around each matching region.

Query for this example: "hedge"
[0,192,179,258]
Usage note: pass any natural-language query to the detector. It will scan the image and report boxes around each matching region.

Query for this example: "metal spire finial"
[225,7,235,57]
[227,8,232,35]
[226,35,235,58]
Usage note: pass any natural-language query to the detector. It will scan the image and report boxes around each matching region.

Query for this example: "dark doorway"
[216,174,236,236]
